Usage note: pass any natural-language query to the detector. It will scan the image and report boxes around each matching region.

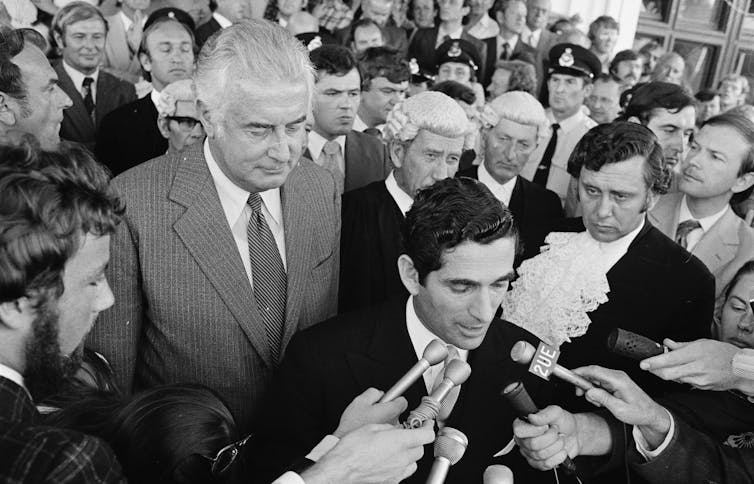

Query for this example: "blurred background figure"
[609,49,642,90]
[263,0,306,27]
[487,58,537,98]
[349,17,383,54]
[650,51,686,87]
[695,87,721,125]
[464,0,497,40]
[718,73,750,113]
[408,0,435,30]
[585,73,621,124]
[156,79,205,155]
[588,15,618,73]
[171,0,211,27]
[103,0,151,84]
[638,39,664,82]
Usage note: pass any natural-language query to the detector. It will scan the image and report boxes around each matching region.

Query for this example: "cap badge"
[409,57,419,75]
[168,11,175,18]
[448,41,462,58]
[559,47,574,67]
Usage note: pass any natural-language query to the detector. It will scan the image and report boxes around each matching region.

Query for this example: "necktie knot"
[247,192,262,214]
[83,77,94,88]
[323,139,341,156]
[445,345,460,364]
[676,219,701,249]
[551,123,560,132]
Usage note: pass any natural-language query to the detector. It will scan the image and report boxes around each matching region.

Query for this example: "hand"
[333,388,407,438]
[302,421,434,484]
[574,366,670,450]
[640,338,740,391]
[513,405,579,471]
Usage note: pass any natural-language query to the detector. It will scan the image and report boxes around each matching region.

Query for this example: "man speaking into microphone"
[249,176,556,484]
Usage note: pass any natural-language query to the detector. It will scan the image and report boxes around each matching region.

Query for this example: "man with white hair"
[87,20,340,434]
[339,91,472,313]
[457,90,563,264]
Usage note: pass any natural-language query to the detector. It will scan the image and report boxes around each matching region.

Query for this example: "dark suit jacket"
[250,298,558,484]
[553,220,715,411]
[86,143,341,432]
[339,180,407,313]
[0,377,125,483]
[195,17,221,48]
[456,167,563,264]
[482,36,537,86]
[304,130,391,193]
[55,62,136,151]
[408,27,488,84]
[95,95,167,176]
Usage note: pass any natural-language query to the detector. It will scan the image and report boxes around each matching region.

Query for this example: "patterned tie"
[246,193,287,362]
[320,140,345,194]
[675,219,701,249]
[532,123,559,187]
[82,77,95,117]
[433,345,461,425]
[501,42,511,60]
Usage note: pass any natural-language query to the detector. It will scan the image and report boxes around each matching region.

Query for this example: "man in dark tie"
[87,20,341,433]
[252,177,556,484]
[305,44,391,193]
[51,2,136,151]
[339,90,472,313]
[481,0,536,86]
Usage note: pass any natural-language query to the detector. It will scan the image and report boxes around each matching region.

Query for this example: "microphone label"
[528,342,560,380]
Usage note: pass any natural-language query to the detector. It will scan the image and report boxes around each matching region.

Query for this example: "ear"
[731,171,754,195]
[53,32,64,51]
[388,139,406,168]
[0,92,18,127]
[139,52,152,73]
[157,117,171,140]
[196,99,217,138]
[644,190,659,213]
[627,115,641,124]
[0,297,35,331]
[397,254,422,295]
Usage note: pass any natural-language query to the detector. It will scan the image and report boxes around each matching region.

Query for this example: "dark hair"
[430,80,476,105]
[402,177,518,283]
[47,384,240,484]
[310,44,358,79]
[695,87,719,103]
[609,49,638,74]
[723,260,754,303]
[0,138,123,305]
[619,81,695,125]
[357,46,410,90]
[702,112,754,202]
[495,59,537,94]
[0,25,29,112]
[588,15,619,40]
[491,0,524,17]
[566,121,670,195]
[350,17,382,44]
[138,17,197,82]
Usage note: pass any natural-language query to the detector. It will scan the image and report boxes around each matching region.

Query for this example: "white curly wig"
[157,79,198,118]
[486,90,550,144]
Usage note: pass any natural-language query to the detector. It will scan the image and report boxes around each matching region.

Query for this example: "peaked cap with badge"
[547,43,601,80]
[435,39,482,74]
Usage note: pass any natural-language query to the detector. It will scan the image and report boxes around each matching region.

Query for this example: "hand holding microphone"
[381,339,448,403]
[405,359,471,429]
[426,427,468,484]
[334,388,408,438]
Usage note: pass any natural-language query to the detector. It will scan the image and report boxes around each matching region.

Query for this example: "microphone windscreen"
[433,427,468,465]
[607,329,664,360]
[502,381,538,416]
[510,340,535,364]
[424,339,449,365]
[483,465,514,484]
[443,359,472,385]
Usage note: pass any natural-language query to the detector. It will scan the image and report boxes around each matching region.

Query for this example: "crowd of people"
[2,0,754,482]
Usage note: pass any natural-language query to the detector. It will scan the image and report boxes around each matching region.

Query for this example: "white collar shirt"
[678,195,729,252]
[62,60,99,103]
[467,13,500,40]
[478,163,516,206]
[213,11,233,27]
[307,130,347,173]
[0,362,30,400]
[384,171,413,215]
[352,114,368,132]
[585,218,645,272]
[435,24,464,47]
[497,32,519,57]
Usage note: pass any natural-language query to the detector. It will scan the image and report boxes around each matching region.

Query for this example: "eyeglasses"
[200,434,252,475]
[167,116,202,130]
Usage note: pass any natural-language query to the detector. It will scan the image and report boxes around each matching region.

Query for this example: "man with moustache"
[305,44,391,194]
[610,49,643,90]
[52,2,136,151]
[0,26,73,149]
[96,13,195,175]
[0,141,126,483]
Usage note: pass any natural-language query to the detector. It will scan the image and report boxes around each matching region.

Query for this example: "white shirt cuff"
[305,434,340,462]
[632,409,675,461]
[271,471,306,484]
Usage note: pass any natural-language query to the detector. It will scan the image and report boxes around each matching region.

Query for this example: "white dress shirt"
[62,60,99,103]
[477,163,516,206]
[384,171,413,215]
[213,11,233,28]
[405,296,469,393]
[204,139,286,286]
[307,130,347,174]
[497,33,519,59]
[520,108,597,203]
[467,13,499,40]
[521,25,541,48]
[586,218,645,273]
[435,24,463,48]
[678,195,729,252]
[352,114,368,132]
[633,408,676,461]
[149,87,161,109]
[0,362,26,393]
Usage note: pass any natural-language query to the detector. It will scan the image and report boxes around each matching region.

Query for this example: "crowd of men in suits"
[3,0,754,482]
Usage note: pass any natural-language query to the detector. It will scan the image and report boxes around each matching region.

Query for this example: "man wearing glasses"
[156,79,206,155]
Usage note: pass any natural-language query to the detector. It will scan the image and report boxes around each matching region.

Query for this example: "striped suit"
[87,142,341,432]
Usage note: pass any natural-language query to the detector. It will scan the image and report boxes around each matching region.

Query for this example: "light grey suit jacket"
[649,192,754,299]
[87,143,340,431]
[103,13,143,84]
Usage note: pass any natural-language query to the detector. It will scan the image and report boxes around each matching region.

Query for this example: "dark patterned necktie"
[247,193,287,362]
[82,77,94,117]
[532,123,559,187]
[676,219,701,249]
[501,42,510,60]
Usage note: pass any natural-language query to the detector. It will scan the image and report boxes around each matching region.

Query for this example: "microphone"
[510,341,594,391]
[502,382,577,475]
[404,359,471,428]
[483,465,514,484]
[426,427,468,484]
[607,329,666,360]
[380,339,448,403]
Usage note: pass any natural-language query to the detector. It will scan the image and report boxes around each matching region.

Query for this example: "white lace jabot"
[502,232,611,347]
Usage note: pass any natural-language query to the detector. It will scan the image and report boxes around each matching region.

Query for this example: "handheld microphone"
[426,427,468,484]
[510,341,594,391]
[483,465,514,484]
[607,329,666,361]
[502,382,577,475]
[404,359,471,428]
[380,339,448,403]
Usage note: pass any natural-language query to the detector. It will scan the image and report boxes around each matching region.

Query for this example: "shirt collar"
[478,163,517,205]
[352,114,368,132]
[203,139,283,228]
[585,217,645,272]
[437,23,463,41]
[62,60,98,90]
[679,195,729,233]
[384,170,413,215]
[547,107,587,133]
[405,296,469,363]
[0,363,28,397]
[213,11,233,28]
[149,88,161,110]
[499,32,519,50]
[119,10,146,31]
[308,130,346,161]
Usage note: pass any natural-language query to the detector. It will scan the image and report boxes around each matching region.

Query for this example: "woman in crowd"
[156,79,206,155]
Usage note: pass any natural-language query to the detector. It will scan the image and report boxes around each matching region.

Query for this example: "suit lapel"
[376,184,404,270]
[169,144,273,367]
[95,73,114,126]
[344,131,357,187]
[0,377,37,424]
[508,176,525,219]
[648,192,682,239]
[693,209,739,275]
[55,63,95,135]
